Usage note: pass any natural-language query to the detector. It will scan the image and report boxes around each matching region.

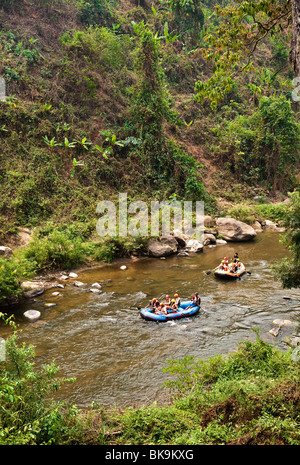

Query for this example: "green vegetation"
[0,0,299,446]
[0,314,79,445]
[0,0,298,242]
[1,318,299,445]
[273,190,300,288]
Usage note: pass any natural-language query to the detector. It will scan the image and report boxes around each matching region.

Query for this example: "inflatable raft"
[140,301,200,322]
[214,263,246,280]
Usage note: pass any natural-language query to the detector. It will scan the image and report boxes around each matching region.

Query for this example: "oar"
[206,266,218,275]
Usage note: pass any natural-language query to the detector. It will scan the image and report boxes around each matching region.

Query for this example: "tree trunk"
[291,0,300,76]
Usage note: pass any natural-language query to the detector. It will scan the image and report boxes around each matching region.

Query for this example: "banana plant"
[60,137,77,148]
[76,137,92,150]
[163,21,180,44]
[94,145,111,159]
[42,103,52,111]
[70,158,84,179]
[43,135,59,147]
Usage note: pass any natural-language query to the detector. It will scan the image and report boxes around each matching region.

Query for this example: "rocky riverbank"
[0,214,286,311]
[146,215,285,258]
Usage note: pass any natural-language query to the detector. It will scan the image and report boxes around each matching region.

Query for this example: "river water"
[1,232,299,408]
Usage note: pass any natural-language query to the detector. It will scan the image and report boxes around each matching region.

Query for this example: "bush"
[0,256,35,304]
[22,229,87,271]
[91,236,148,263]
[0,315,79,445]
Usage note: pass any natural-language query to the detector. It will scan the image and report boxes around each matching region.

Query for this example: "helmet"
[224,257,227,260]
[174,293,179,298]
[195,292,199,295]
[222,260,225,263]
[171,299,175,303]
[152,298,157,301]
[166,295,169,298]
[160,303,164,306]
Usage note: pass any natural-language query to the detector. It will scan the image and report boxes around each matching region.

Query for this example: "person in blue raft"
[185,292,201,310]
[148,292,200,314]
[140,291,201,321]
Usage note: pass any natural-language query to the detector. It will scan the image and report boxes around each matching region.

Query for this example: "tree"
[195,0,298,107]
[291,0,300,76]
[131,24,173,171]
[273,190,300,288]
[225,95,299,189]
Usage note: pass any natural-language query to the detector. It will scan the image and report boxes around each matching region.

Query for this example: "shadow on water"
[0,232,299,408]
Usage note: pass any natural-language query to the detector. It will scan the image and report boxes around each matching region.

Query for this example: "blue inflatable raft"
[140,301,200,322]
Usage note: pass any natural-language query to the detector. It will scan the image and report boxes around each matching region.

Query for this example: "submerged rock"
[90,288,101,294]
[216,239,227,245]
[91,283,101,289]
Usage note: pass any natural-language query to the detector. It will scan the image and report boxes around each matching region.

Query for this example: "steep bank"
[1,0,299,242]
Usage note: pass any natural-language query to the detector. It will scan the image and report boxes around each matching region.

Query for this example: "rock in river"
[21,281,45,298]
[23,310,41,322]
[216,217,256,242]
[184,239,203,253]
[147,235,179,258]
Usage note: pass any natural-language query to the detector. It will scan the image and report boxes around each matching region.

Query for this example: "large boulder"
[204,216,215,228]
[184,239,203,253]
[264,220,285,232]
[147,235,178,258]
[252,221,263,233]
[21,281,45,298]
[203,233,216,245]
[216,217,256,242]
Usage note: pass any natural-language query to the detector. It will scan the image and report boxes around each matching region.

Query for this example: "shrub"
[0,315,78,445]
[0,256,35,304]
[22,229,87,271]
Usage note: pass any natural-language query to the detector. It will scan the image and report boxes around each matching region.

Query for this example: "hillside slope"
[0,0,299,243]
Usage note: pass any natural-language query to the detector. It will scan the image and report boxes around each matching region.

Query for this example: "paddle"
[206,266,218,275]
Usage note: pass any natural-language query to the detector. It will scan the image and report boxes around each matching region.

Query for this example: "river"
[0,232,299,408]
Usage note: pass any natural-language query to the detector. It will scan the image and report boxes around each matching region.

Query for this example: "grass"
[224,201,288,224]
